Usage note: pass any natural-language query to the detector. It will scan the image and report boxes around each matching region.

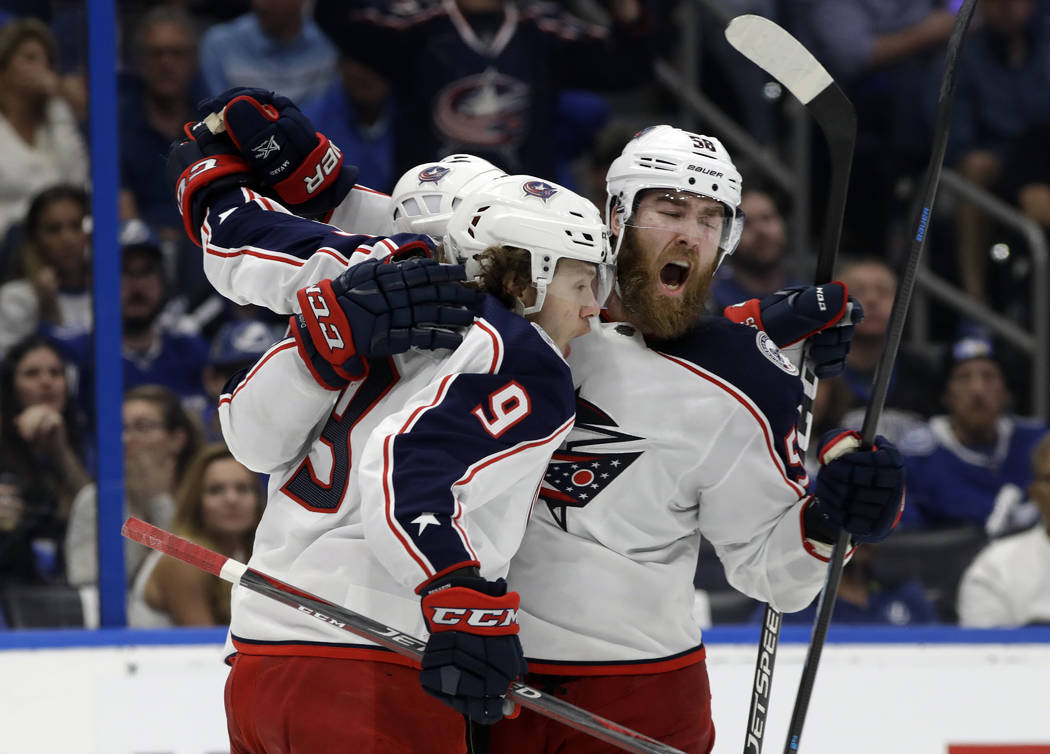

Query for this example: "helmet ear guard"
[443,175,615,314]
[606,125,744,270]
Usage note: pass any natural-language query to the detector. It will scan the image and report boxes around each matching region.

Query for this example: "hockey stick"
[776,2,979,752]
[724,15,857,754]
[121,517,685,754]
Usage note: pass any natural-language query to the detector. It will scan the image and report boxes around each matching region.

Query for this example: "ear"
[610,203,624,236]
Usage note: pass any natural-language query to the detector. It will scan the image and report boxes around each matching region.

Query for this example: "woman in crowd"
[0,18,89,242]
[128,443,263,627]
[65,384,202,588]
[0,335,91,583]
[0,184,92,356]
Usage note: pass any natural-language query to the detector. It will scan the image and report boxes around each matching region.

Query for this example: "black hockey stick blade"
[121,517,685,754]
[781,2,980,753]
[725,16,858,754]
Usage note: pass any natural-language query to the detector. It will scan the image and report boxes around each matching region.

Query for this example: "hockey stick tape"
[203,109,226,135]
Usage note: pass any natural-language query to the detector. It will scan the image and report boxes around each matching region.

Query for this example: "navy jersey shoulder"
[462,293,576,422]
[648,316,804,437]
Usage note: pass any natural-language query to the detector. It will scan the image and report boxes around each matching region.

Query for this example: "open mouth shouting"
[658,259,692,296]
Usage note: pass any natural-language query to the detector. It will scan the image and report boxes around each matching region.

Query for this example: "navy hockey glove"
[724,282,864,377]
[166,120,255,246]
[198,87,358,219]
[291,256,477,389]
[804,429,906,545]
[419,570,527,725]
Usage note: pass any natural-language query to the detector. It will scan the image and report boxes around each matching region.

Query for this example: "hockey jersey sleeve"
[695,411,826,613]
[659,320,831,613]
[359,322,576,591]
[217,336,343,474]
[199,186,433,314]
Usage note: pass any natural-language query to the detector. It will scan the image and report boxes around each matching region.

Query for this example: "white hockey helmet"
[606,125,744,268]
[390,154,506,238]
[443,174,614,315]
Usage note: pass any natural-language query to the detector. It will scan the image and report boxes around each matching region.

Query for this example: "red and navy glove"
[419,569,527,725]
[166,120,255,246]
[197,87,358,219]
[291,256,478,389]
[803,429,906,546]
[724,282,863,377]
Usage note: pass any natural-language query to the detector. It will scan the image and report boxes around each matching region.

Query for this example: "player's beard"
[615,226,714,339]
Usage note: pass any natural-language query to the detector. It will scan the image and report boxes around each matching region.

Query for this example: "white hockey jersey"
[200,184,399,315]
[220,294,576,661]
[509,316,828,674]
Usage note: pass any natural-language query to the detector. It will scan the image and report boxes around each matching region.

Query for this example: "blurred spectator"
[697,0,781,146]
[1001,118,1050,230]
[59,221,210,407]
[793,1,955,257]
[118,1,252,35]
[0,335,91,585]
[552,89,611,191]
[198,0,338,109]
[200,319,283,442]
[761,544,938,626]
[813,257,940,444]
[128,443,263,627]
[0,18,89,241]
[313,0,654,180]
[0,185,91,357]
[66,384,203,588]
[119,6,207,238]
[956,433,1050,626]
[574,121,637,213]
[898,336,1049,534]
[943,0,1050,305]
[302,54,395,192]
[710,185,803,312]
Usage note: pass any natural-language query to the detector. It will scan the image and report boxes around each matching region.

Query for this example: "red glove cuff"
[723,298,764,330]
[273,133,344,206]
[176,153,251,247]
[422,586,521,637]
[295,280,359,381]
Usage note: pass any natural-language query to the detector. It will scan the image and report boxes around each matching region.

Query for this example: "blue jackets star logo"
[522,180,558,202]
[540,395,643,530]
[419,165,451,183]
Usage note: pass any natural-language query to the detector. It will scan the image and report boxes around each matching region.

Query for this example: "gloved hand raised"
[724,282,863,377]
[419,569,527,725]
[198,87,358,219]
[166,120,255,246]
[292,256,478,389]
[803,429,906,546]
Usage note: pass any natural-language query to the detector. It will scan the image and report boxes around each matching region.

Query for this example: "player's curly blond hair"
[463,245,533,311]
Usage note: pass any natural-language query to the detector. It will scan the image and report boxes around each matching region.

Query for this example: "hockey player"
[176,85,508,317]
[214,174,615,752]
[486,126,907,753]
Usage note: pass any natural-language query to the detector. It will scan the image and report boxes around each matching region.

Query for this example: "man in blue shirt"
[57,224,210,415]
[898,336,1048,534]
[199,0,338,109]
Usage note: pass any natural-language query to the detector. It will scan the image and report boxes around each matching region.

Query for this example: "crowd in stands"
[0,0,1048,631]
